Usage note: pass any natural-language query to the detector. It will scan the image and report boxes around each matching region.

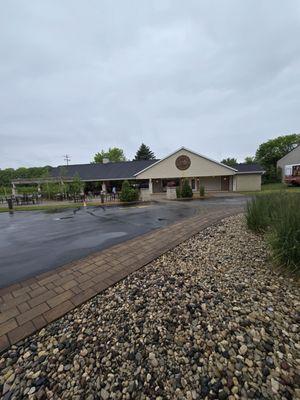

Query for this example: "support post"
[232,176,237,192]
[12,183,17,196]
[149,179,153,194]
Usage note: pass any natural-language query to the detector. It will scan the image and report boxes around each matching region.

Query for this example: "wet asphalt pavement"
[0,197,247,288]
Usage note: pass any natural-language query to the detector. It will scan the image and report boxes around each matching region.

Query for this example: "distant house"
[12,147,265,196]
[277,145,300,181]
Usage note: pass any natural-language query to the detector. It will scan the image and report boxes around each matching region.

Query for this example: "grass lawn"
[262,182,297,191]
[0,200,145,213]
[0,202,110,213]
[0,203,83,213]
[240,182,300,195]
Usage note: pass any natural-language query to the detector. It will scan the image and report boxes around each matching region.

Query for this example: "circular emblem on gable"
[175,155,191,170]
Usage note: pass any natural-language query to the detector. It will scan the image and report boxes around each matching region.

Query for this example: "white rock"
[28,387,36,395]
[271,378,279,393]
[80,348,88,357]
[58,364,64,373]
[239,344,248,355]
[100,388,109,399]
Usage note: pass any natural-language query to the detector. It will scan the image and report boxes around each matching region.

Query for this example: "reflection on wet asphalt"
[0,197,247,287]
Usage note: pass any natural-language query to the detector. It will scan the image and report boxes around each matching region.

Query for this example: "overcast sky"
[1,1,300,168]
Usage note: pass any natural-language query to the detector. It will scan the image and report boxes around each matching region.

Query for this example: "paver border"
[0,207,243,353]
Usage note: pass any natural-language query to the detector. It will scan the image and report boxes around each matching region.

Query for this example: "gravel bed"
[0,214,299,400]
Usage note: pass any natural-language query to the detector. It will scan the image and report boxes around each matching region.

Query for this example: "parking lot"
[0,197,247,287]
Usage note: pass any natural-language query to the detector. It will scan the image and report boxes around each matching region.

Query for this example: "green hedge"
[177,179,193,198]
[119,180,139,202]
[246,192,300,273]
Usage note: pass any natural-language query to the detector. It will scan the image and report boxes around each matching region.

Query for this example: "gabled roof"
[234,163,265,174]
[50,159,158,181]
[134,146,238,176]
[277,144,300,163]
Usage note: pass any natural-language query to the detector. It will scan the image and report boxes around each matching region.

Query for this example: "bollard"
[101,194,104,204]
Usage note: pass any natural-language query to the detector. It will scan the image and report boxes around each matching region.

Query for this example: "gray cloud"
[1,0,300,168]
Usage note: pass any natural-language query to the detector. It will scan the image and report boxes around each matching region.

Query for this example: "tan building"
[12,147,264,197]
[277,145,300,181]
[135,147,264,198]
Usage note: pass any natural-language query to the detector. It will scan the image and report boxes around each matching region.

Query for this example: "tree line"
[221,134,300,182]
[0,166,50,187]
[0,144,155,188]
[92,143,155,163]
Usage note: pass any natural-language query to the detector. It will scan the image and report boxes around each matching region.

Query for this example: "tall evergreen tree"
[134,143,155,160]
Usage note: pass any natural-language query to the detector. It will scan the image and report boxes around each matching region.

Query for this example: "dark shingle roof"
[234,163,265,173]
[51,160,159,181]
[50,159,264,181]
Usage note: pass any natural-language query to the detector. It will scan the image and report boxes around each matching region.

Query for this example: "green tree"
[221,157,237,168]
[42,182,61,200]
[69,174,84,195]
[244,156,256,164]
[93,147,126,163]
[0,168,15,187]
[255,134,300,182]
[134,143,155,160]
[0,166,50,187]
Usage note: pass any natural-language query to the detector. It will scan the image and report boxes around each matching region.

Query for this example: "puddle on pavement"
[53,206,107,220]
[45,208,72,214]
[70,231,127,248]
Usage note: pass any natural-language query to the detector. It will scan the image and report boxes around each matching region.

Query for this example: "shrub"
[246,194,272,233]
[41,182,63,200]
[176,187,181,198]
[119,180,139,202]
[246,192,289,233]
[268,194,300,272]
[0,186,12,196]
[200,185,205,197]
[69,174,84,196]
[246,192,300,272]
[17,186,38,195]
[181,179,193,198]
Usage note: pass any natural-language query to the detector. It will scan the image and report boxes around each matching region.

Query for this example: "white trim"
[236,171,265,175]
[12,177,137,184]
[134,146,238,176]
[73,177,138,182]
[284,163,300,168]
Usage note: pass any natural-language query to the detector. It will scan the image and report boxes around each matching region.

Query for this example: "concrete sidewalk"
[0,206,243,353]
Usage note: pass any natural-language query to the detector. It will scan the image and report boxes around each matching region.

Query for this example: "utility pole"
[63,154,71,166]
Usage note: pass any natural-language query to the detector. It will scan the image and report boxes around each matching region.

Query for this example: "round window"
[175,155,191,170]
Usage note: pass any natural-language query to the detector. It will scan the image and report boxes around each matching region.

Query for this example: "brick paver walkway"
[0,207,243,353]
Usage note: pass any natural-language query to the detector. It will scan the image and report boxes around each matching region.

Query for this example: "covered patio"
[148,176,233,194]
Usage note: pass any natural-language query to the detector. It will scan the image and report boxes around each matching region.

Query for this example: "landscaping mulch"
[0,214,299,400]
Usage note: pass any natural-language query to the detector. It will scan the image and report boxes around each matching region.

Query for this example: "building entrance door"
[221,176,230,191]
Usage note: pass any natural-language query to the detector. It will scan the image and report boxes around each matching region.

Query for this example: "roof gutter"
[235,171,265,175]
